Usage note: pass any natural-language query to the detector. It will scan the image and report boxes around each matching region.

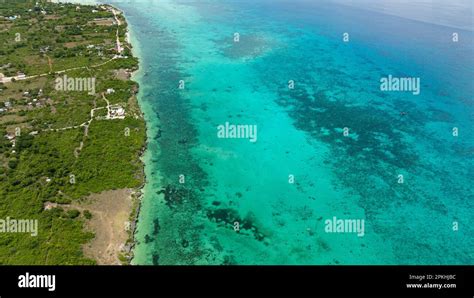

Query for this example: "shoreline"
[110,4,149,265]
[109,3,151,265]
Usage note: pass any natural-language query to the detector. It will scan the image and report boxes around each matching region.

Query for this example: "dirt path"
[1,57,116,83]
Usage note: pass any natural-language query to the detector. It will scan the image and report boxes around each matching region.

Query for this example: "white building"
[109,106,125,119]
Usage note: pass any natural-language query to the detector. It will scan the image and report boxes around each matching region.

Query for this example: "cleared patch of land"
[80,189,133,265]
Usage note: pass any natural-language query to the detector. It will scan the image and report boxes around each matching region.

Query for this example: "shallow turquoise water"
[98,0,473,265]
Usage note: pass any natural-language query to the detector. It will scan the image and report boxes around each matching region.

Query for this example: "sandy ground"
[79,189,133,265]
[114,69,130,81]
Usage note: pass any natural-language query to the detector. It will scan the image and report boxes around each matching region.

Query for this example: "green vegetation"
[83,210,92,220]
[0,1,145,264]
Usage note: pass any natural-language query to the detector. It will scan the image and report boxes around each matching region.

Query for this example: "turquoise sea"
[77,0,473,264]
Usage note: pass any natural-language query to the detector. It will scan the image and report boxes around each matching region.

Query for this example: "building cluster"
[109,105,125,119]
[0,89,51,115]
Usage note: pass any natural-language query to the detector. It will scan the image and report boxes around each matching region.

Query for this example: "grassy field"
[0,1,146,264]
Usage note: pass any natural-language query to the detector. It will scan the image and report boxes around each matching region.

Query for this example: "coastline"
[122,11,159,265]
[125,22,146,266]
[107,3,155,265]
[108,4,149,264]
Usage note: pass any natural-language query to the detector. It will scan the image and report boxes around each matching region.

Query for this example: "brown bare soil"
[78,189,133,265]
